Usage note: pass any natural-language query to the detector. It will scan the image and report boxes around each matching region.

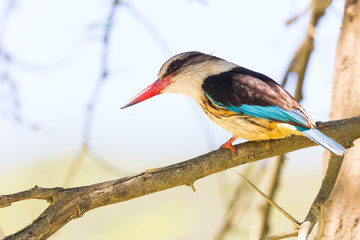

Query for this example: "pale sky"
[0,0,343,172]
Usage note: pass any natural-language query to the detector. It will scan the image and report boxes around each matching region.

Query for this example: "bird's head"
[121,51,238,109]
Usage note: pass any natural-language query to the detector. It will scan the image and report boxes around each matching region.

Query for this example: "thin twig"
[254,2,333,239]
[65,0,173,185]
[315,200,329,240]
[1,116,358,240]
[249,155,286,239]
[286,1,313,25]
[299,154,344,239]
[238,174,300,226]
[123,2,171,56]
[216,1,332,238]
[214,164,257,240]
[0,0,42,131]
[0,0,22,125]
[282,0,332,102]
[64,0,121,186]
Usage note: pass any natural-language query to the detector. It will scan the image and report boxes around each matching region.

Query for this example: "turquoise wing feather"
[205,92,346,156]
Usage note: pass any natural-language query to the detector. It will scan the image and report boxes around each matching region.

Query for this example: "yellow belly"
[209,113,301,140]
[200,101,302,141]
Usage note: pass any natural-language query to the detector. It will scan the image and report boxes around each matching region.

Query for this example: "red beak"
[121,76,172,109]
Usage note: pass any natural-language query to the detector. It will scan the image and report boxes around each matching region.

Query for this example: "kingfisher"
[121,51,346,156]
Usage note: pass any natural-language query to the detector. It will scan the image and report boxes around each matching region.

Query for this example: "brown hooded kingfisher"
[121,51,346,156]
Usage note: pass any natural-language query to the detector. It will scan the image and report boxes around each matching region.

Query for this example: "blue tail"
[296,127,346,156]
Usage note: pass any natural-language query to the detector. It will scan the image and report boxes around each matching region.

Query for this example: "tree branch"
[283,0,332,102]
[1,117,359,240]
[297,154,344,239]
[247,1,332,234]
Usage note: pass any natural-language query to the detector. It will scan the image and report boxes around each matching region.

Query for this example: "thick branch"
[1,117,360,240]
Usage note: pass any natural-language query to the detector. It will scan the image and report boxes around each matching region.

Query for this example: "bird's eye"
[170,60,183,71]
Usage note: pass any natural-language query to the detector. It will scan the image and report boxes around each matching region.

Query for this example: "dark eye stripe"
[164,52,205,77]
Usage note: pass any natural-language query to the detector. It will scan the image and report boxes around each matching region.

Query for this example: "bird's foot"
[219,137,237,154]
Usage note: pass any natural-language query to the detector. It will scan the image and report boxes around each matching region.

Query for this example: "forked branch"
[1,116,359,240]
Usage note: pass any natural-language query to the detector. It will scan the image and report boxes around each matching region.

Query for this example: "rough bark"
[1,117,359,240]
[321,0,360,239]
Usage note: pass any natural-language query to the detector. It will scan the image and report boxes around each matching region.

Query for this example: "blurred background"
[0,0,344,239]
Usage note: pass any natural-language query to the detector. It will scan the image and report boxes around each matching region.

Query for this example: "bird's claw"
[219,142,236,154]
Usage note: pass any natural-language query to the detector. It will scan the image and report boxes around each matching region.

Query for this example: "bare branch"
[64,0,121,185]
[282,0,332,102]
[227,2,333,238]
[249,155,286,239]
[297,154,344,239]
[286,1,312,25]
[214,164,258,240]
[243,152,344,240]
[66,0,174,184]
[238,174,300,226]
[0,186,63,207]
[82,0,119,153]
[0,0,40,130]
[123,2,171,56]
[1,116,359,239]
